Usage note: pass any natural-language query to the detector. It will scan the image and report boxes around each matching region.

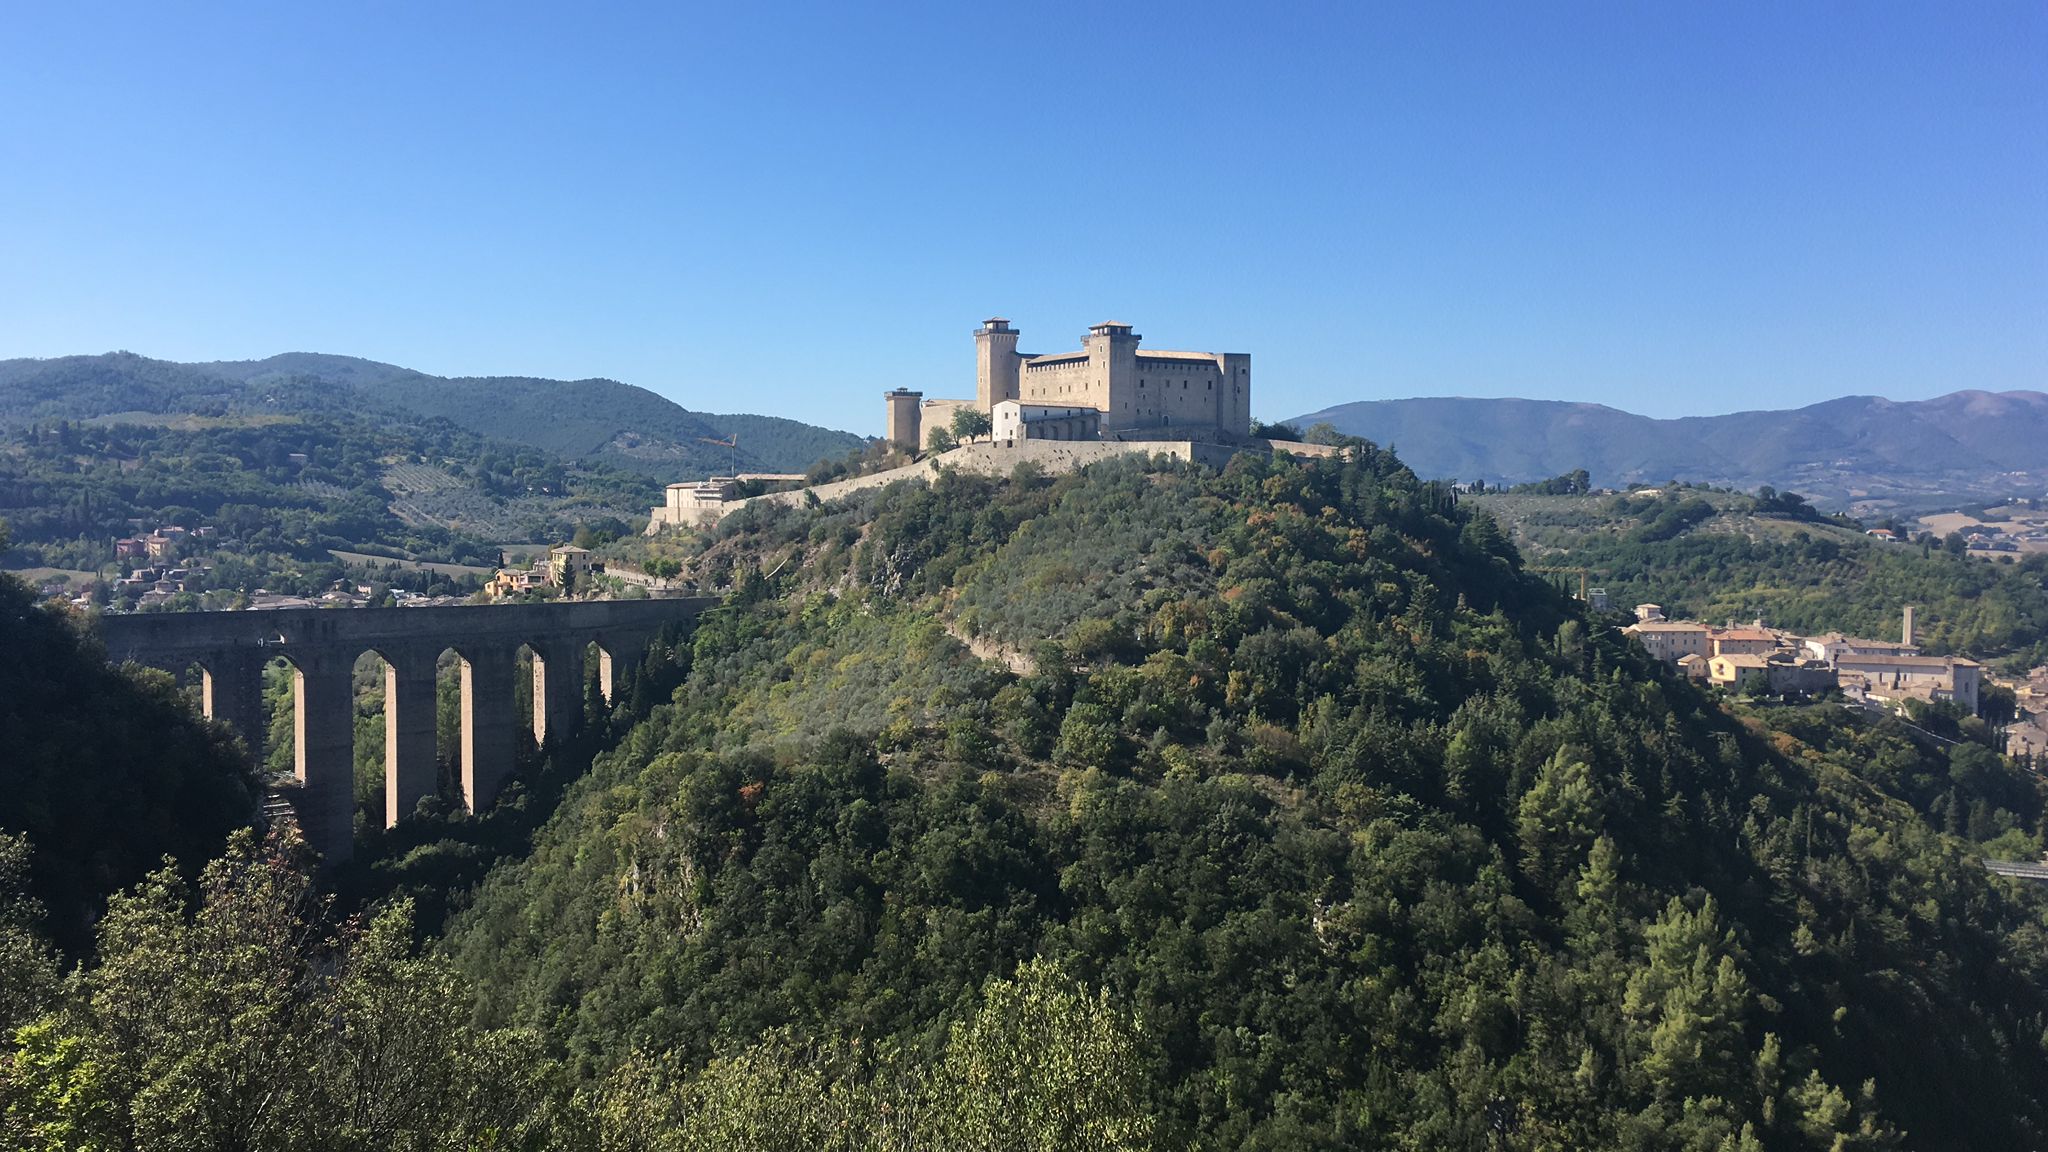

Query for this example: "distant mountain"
[0,352,865,477]
[1292,390,2048,511]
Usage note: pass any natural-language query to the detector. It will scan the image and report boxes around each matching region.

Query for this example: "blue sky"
[2,1,2042,435]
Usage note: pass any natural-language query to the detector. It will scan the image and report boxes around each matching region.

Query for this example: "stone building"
[886,317,1251,450]
[1623,620,1712,663]
[647,479,738,531]
[1837,653,1982,713]
[992,401,1100,443]
[549,545,595,586]
[1710,627,1780,657]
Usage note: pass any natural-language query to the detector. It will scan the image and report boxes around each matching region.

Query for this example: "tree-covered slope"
[0,351,864,476]
[0,561,258,954]
[1471,487,2048,670]
[440,451,2048,1149]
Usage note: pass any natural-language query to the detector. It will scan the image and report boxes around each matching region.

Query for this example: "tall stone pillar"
[382,649,439,827]
[530,641,582,748]
[460,647,519,813]
[201,650,269,766]
[292,656,357,864]
[595,639,647,704]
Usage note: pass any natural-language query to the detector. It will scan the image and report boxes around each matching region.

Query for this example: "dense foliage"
[0,413,659,580]
[1491,490,2048,668]
[0,351,863,477]
[9,449,2048,1149]
[435,452,2048,1149]
[0,566,257,954]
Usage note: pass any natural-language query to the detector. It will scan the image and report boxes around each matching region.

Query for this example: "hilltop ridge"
[0,351,864,476]
[1293,390,2048,511]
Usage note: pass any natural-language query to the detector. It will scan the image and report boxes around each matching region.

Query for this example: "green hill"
[0,351,865,476]
[422,451,2047,1147]
[1470,486,2048,669]
[11,449,2048,1146]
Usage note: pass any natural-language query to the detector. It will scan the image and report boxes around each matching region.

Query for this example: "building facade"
[1710,627,1780,657]
[1624,621,1712,663]
[1836,654,1982,712]
[992,401,1100,443]
[887,316,1252,449]
[647,479,739,531]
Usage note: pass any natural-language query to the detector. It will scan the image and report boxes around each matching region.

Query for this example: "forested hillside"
[435,451,2048,1148]
[8,451,2048,1149]
[0,539,257,956]
[0,409,657,593]
[1473,487,2048,670]
[0,351,865,476]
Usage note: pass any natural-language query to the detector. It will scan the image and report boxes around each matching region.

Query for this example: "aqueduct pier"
[98,598,719,863]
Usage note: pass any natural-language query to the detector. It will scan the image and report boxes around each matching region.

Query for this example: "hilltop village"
[647,316,1335,531]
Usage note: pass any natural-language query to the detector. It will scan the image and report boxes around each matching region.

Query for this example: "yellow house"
[488,568,548,598]
[549,545,595,585]
[1709,653,1770,688]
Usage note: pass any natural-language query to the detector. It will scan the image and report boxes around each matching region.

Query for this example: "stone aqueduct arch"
[98,598,718,863]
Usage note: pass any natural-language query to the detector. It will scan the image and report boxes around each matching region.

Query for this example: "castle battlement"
[889,315,1251,451]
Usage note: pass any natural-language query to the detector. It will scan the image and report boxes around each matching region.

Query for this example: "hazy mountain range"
[1292,390,2048,512]
[0,351,865,477]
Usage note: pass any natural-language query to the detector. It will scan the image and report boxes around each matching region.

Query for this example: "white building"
[991,401,1101,443]
[647,479,739,531]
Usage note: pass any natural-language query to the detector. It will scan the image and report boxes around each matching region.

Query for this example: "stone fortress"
[885,318,1251,451]
[651,315,1331,531]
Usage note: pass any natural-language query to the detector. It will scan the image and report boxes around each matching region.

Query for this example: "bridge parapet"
[97,598,719,863]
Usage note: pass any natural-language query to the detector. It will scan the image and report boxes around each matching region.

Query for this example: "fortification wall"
[713,438,1241,521]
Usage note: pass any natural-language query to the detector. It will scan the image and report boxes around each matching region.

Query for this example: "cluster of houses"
[487,544,598,598]
[115,560,212,607]
[114,524,215,564]
[237,583,469,610]
[1622,603,1983,714]
[2005,669,2048,765]
[1956,522,2046,555]
[108,525,221,608]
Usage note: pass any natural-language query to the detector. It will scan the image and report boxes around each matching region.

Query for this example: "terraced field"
[379,460,636,541]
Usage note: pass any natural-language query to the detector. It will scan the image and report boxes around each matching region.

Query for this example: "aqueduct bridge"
[98,598,718,863]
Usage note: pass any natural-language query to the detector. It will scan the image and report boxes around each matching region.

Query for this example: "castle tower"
[1083,321,1140,427]
[884,389,924,451]
[975,318,1021,411]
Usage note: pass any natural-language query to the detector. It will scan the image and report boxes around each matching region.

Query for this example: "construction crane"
[1527,565,1602,604]
[697,434,738,477]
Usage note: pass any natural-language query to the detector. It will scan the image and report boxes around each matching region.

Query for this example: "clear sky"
[2,2,2042,435]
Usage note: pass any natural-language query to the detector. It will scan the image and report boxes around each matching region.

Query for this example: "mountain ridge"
[1293,389,2048,510]
[0,351,866,477]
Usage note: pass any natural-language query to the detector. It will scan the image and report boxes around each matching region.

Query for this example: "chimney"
[1902,605,1915,648]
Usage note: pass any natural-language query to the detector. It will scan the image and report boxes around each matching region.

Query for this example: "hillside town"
[1623,603,1984,710]
[1619,600,2048,766]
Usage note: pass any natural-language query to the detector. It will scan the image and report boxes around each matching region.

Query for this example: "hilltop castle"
[885,318,1251,450]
